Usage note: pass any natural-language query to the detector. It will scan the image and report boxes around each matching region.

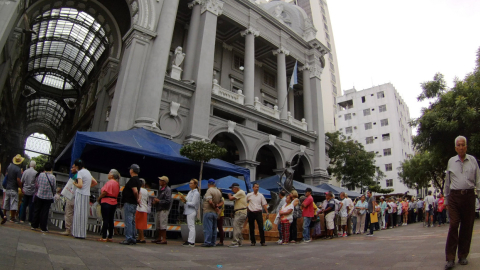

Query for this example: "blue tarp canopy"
[253,175,329,196]
[173,176,271,199]
[55,128,251,190]
[316,183,362,198]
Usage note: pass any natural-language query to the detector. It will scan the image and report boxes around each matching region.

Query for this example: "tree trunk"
[197,161,204,221]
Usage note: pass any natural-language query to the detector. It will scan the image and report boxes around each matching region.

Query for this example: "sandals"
[97,238,107,242]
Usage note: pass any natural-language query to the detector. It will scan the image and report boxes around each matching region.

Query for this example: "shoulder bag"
[44,173,56,203]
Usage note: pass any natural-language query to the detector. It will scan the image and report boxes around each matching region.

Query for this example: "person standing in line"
[216,194,225,246]
[135,179,149,244]
[201,179,222,247]
[396,198,402,227]
[300,188,314,243]
[475,196,480,219]
[72,159,98,239]
[379,196,387,230]
[20,160,37,224]
[180,179,200,247]
[444,136,480,269]
[152,176,172,245]
[319,191,336,239]
[338,192,351,237]
[401,197,409,225]
[355,195,368,234]
[436,193,446,227]
[4,154,24,222]
[424,191,435,227]
[227,183,247,248]
[119,164,141,245]
[417,198,425,223]
[97,169,120,242]
[289,190,301,243]
[278,195,294,244]
[386,198,394,229]
[275,190,287,245]
[61,165,77,235]
[246,183,269,246]
[366,191,377,236]
[408,198,414,224]
[31,162,56,232]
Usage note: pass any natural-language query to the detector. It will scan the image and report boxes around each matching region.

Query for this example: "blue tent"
[253,175,329,196]
[55,128,251,191]
[316,183,362,198]
[173,176,271,199]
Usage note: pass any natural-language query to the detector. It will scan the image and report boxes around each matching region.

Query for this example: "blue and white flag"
[289,61,298,89]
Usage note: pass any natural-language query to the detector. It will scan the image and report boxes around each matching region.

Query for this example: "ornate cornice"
[272,47,290,56]
[200,0,224,16]
[240,26,260,37]
[299,64,313,72]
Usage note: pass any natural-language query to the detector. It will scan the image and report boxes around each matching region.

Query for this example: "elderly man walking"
[444,136,480,269]
[228,183,248,248]
[20,160,37,224]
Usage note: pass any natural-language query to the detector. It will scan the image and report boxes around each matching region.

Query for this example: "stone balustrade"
[288,112,308,131]
[212,79,244,105]
[254,97,280,119]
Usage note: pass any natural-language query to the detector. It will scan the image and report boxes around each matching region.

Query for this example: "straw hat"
[12,154,25,165]
[158,176,169,184]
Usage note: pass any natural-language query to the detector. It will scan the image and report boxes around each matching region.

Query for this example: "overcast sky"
[327,0,480,127]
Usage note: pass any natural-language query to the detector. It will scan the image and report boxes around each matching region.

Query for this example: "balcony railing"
[288,112,308,131]
[212,79,244,105]
[254,97,279,119]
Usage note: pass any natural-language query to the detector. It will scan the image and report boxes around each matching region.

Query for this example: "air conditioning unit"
[375,151,379,153]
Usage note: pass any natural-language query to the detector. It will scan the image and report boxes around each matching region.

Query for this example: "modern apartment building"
[336,83,415,194]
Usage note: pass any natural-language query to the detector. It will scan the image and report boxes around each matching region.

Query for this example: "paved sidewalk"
[0,221,479,270]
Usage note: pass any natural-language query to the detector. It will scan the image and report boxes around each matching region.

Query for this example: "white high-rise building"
[336,83,415,194]
[258,0,341,132]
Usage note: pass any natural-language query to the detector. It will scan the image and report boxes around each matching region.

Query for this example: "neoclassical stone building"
[0,0,330,184]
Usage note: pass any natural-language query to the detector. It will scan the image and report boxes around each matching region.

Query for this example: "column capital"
[200,0,224,16]
[222,42,233,51]
[240,26,260,37]
[299,64,313,72]
[310,64,324,79]
[272,47,290,56]
[188,0,202,9]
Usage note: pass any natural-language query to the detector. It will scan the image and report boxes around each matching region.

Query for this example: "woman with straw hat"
[3,154,24,222]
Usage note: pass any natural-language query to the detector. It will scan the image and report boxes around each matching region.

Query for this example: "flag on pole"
[289,61,298,89]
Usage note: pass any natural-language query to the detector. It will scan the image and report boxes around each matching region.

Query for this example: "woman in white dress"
[72,159,97,239]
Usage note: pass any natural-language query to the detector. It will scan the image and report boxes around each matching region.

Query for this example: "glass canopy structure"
[25,7,109,130]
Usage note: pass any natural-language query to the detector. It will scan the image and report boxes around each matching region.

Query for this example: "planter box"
[181,224,204,243]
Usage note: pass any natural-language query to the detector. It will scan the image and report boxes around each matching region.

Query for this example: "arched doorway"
[255,145,282,180]
[24,133,52,159]
[211,133,240,164]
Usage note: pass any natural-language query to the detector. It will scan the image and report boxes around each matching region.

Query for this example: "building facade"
[0,0,332,185]
[336,83,415,194]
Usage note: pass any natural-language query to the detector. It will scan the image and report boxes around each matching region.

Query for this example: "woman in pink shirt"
[437,194,445,227]
[402,198,409,225]
[97,169,120,242]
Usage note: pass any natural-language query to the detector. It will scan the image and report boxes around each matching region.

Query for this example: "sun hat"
[12,154,25,165]
[158,176,169,183]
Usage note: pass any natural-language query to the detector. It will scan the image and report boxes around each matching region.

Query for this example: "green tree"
[31,155,49,169]
[180,141,227,218]
[398,151,444,190]
[406,48,480,190]
[326,131,386,192]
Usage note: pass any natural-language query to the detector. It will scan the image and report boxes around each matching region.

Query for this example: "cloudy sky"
[327,0,480,127]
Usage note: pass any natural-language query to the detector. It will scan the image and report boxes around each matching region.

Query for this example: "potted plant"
[180,219,205,243]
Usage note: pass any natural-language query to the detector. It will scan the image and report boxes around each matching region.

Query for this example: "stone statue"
[274,4,283,18]
[279,160,300,193]
[172,46,185,67]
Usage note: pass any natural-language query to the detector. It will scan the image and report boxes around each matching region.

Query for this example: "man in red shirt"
[301,188,314,243]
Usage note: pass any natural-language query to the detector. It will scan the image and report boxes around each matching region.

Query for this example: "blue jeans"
[124,203,137,243]
[303,217,311,240]
[278,223,283,240]
[203,212,218,246]
[20,195,35,222]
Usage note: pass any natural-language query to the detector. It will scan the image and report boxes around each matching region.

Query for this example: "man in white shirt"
[246,183,269,246]
[424,191,435,227]
[339,192,352,237]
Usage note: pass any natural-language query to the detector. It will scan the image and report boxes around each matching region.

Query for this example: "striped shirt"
[36,172,56,200]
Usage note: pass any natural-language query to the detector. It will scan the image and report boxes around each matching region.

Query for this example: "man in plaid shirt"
[31,162,56,232]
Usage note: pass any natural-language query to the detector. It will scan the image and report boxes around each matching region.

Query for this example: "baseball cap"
[129,164,140,173]
[229,183,240,189]
[158,176,169,183]
[208,179,216,185]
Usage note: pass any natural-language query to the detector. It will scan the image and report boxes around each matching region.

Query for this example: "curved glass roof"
[26,98,67,128]
[28,8,108,91]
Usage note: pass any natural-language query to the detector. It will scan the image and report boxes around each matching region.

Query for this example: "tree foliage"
[404,48,480,190]
[31,155,49,169]
[326,131,385,191]
[180,141,227,164]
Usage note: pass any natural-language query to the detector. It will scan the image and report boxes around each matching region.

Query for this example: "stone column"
[235,160,260,184]
[134,0,180,130]
[273,47,289,120]
[309,54,329,182]
[240,27,259,107]
[182,0,202,81]
[0,0,22,57]
[185,0,224,142]
[299,64,313,131]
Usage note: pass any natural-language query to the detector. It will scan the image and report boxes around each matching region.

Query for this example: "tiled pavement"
[0,220,479,270]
